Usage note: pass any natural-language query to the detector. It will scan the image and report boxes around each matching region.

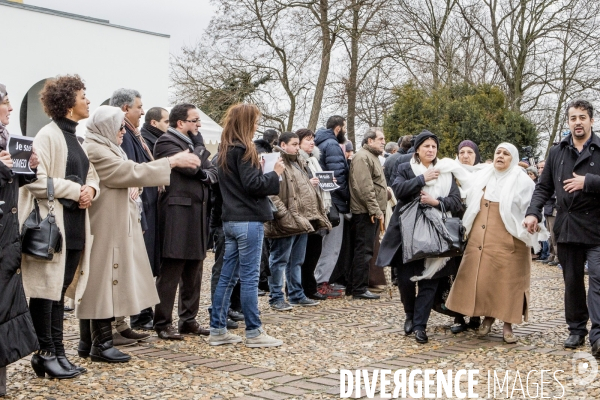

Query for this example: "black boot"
[31,350,80,379]
[78,319,92,358]
[90,319,131,363]
[56,354,87,375]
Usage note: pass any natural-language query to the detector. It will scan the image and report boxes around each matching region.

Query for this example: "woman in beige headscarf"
[76,106,200,363]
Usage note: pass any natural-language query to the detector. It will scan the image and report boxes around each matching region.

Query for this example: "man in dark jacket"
[524,99,600,353]
[153,103,217,340]
[253,128,279,292]
[141,107,169,155]
[384,135,412,185]
[110,88,154,339]
[254,129,279,154]
[313,115,349,296]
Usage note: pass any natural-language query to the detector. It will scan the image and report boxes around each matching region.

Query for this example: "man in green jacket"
[349,128,387,299]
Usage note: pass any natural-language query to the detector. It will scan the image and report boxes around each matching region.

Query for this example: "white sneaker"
[209,332,242,346]
[245,332,283,348]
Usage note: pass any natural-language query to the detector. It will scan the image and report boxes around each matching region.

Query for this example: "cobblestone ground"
[4,257,599,399]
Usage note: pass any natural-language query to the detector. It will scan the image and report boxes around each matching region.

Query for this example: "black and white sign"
[315,171,340,192]
[7,135,34,174]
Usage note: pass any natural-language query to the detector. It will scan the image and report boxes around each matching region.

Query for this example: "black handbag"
[21,178,63,260]
[437,201,466,258]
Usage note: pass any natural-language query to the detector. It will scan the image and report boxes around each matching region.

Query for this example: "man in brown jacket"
[348,127,387,299]
[265,132,331,311]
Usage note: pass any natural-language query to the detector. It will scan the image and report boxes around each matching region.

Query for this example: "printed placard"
[315,171,339,192]
[7,135,34,174]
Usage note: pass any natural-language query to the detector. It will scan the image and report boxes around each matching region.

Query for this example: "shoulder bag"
[21,177,63,260]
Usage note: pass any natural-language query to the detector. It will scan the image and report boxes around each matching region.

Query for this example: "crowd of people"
[0,74,599,395]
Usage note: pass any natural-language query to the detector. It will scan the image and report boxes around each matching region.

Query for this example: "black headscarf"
[457,140,482,165]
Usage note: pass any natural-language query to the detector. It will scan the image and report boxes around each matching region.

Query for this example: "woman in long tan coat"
[446,143,547,343]
[77,106,200,363]
[20,75,100,379]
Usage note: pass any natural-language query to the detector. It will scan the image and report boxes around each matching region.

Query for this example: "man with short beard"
[348,128,387,299]
[524,99,600,354]
[313,115,349,297]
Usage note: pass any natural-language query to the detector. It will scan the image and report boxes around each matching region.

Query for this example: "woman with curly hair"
[20,75,100,379]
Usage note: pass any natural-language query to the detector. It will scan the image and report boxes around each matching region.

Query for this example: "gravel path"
[4,257,598,399]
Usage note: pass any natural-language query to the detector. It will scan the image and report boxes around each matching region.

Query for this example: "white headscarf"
[462,142,548,251]
[84,105,128,161]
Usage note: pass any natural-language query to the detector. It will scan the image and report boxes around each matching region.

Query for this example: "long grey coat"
[77,139,171,319]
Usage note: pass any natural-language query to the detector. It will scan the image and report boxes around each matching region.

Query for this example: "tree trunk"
[308,0,334,131]
[346,3,360,143]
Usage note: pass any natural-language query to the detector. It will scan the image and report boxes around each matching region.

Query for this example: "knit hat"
[457,140,482,165]
[345,141,354,152]
[413,130,438,150]
[0,84,6,102]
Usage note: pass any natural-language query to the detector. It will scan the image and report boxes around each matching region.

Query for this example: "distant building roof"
[0,0,170,38]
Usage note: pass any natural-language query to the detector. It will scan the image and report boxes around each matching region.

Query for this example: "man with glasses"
[153,103,218,340]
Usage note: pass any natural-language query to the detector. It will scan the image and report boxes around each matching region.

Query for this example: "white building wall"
[2,3,170,136]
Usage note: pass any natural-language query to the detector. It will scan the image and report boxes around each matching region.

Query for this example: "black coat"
[376,162,463,270]
[154,131,217,260]
[218,144,280,222]
[388,152,414,186]
[383,151,402,186]
[314,127,350,213]
[141,124,164,156]
[0,163,38,367]
[122,127,160,275]
[527,133,600,244]
[253,139,273,155]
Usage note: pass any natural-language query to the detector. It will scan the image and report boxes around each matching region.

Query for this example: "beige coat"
[264,149,331,239]
[19,121,100,302]
[446,197,530,324]
[349,145,387,216]
[76,140,171,319]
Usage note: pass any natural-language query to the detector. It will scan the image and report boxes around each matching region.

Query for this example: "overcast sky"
[25,0,216,54]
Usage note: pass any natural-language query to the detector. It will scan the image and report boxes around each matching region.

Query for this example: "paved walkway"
[4,258,600,399]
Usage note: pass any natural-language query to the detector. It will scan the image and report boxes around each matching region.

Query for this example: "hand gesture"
[419,191,439,206]
[423,168,440,182]
[522,215,539,234]
[274,158,285,176]
[0,150,13,169]
[309,177,319,187]
[563,172,585,193]
[78,185,95,209]
[170,150,200,169]
[29,147,39,170]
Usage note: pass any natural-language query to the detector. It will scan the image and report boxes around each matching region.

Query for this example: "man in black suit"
[153,103,218,340]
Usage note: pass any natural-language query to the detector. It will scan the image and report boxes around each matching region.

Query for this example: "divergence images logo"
[572,352,598,386]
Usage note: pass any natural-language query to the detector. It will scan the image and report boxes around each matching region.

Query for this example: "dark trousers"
[154,258,203,331]
[558,243,600,343]
[210,227,241,311]
[301,233,322,297]
[29,250,82,354]
[258,237,271,291]
[330,214,355,287]
[395,260,440,331]
[349,213,378,294]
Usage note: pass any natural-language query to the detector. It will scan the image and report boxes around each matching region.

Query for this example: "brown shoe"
[179,320,209,336]
[119,328,150,341]
[157,325,184,341]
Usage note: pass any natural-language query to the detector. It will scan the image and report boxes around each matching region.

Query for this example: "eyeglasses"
[119,124,125,131]
[184,119,200,124]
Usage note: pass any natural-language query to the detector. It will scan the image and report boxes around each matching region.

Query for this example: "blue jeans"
[540,240,550,260]
[268,234,308,304]
[210,221,264,338]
